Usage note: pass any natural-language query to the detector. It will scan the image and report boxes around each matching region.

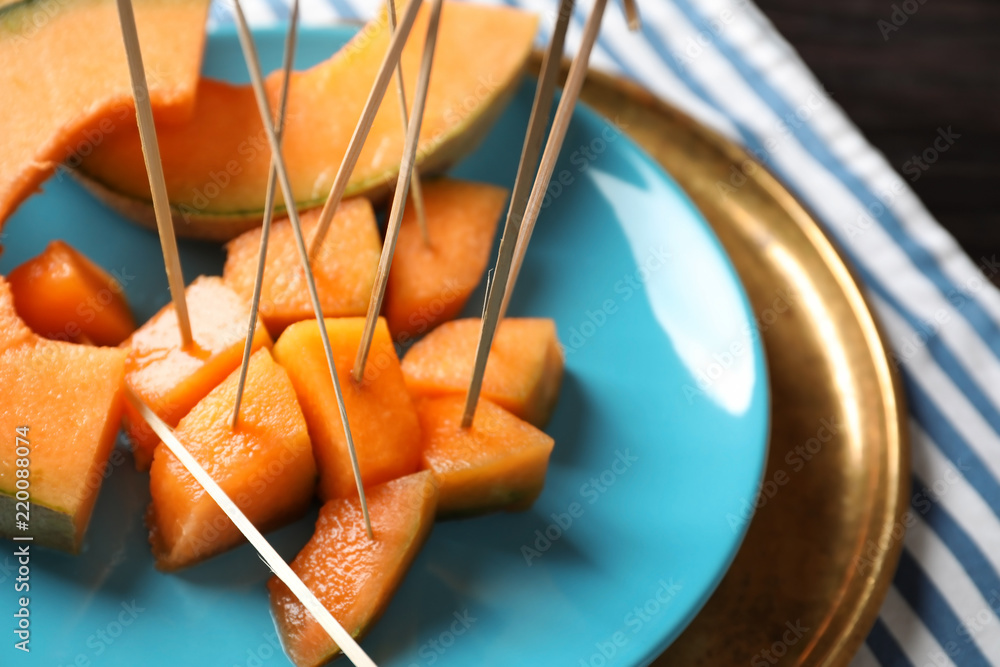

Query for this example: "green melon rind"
[0,0,180,36]
[438,483,543,519]
[0,0,88,31]
[0,490,78,553]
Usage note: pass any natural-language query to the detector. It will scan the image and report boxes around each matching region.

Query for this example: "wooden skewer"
[496,0,573,322]
[117,7,371,657]
[621,0,640,31]
[115,0,192,347]
[231,0,299,429]
[387,0,429,244]
[459,0,578,428]
[503,0,621,321]
[230,0,374,540]
[127,390,378,667]
[308,0,422,258]
[352,0,443,384]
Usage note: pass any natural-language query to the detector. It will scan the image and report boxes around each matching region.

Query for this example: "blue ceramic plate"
[0,26,768,667]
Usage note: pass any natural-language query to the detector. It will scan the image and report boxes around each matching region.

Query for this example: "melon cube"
[7,240,135,346]
[416,395,554,517]
[273,317,421,501]
[0,279,126,552]
[223,199,381,336]
[401,318,564,427]
[385,179,506,339]
[121,276,272,469]
[148,348,315,570]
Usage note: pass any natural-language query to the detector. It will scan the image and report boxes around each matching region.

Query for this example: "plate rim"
[563,58,909,665]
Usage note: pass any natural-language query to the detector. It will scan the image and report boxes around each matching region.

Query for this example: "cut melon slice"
[402,318,564,427]
[0,0,211,227]
[8,240,136,346]
[272,318,421,501]
[386,179,506,340]
[121,276,272,470]
[73,1,539,238]
[268,471,437,667]
[416,395,553,517]
[0,279,126,552]
[148,349,315,570]
[223,199,380,336]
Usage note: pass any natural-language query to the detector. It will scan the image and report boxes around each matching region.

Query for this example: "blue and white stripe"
[212,0,1000,662]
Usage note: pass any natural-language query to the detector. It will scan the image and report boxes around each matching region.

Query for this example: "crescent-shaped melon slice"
[72,1,539,239]
[0,0,211,227]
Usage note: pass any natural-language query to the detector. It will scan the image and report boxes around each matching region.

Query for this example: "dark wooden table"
[756,0,1000,279]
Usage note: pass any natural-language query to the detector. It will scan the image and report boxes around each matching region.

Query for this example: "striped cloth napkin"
[215,0,1000,664]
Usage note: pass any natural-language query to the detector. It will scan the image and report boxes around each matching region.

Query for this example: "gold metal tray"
[566,65,909,665]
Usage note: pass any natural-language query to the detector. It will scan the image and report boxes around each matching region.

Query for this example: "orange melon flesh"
[0,0,211,227]
[402,318,564,428]
[7,240,136,345]
[0,274,33,350]
[268,471,437,667]
[223,199,380,336]
[417,395,553,517]
[73,1,539,237]
[272,317,421,501]
[122,276,272,470]
[148,349,315,570]
[386,179,507,340]
[0,279,126,552]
